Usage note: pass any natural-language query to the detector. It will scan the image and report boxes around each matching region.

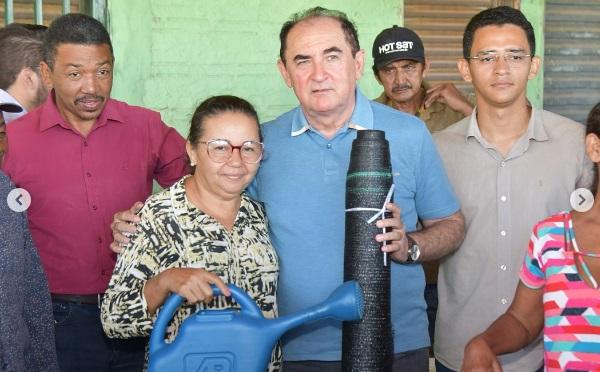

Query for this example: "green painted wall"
[520,0,545,107]
[106,0,547,132]
[107,1,402,136]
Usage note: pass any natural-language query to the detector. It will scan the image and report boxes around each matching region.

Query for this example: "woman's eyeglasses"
[198,139,263,164]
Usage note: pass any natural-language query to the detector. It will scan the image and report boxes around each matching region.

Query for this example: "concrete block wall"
[107,1,402,136]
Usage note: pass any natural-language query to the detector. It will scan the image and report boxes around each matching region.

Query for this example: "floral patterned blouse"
[101,176,280,371]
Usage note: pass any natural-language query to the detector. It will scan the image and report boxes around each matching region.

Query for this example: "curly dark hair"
[44,13,113,69]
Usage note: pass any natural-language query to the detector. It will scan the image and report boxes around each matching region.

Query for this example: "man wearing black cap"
[372,25,472,133]
[372,25,473,353]
[0,102,23,164]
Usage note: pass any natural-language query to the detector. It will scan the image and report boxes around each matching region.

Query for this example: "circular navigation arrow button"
[570,188,594,213]
[7,188,31,212]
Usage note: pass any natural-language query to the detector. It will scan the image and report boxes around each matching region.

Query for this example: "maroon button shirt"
[2,93,189,294]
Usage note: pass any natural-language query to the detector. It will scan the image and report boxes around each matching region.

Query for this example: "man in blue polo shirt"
[249,7,465,372]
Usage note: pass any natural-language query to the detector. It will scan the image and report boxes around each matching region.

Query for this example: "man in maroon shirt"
[2,13,188,372]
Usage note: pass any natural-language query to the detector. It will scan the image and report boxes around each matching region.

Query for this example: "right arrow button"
[570,188,594,213]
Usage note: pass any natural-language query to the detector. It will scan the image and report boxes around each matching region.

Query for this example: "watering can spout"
[269,281,364,337]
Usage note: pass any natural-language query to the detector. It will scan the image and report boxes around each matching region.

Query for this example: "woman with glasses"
[101,95,280,371]
[462,103,600,372]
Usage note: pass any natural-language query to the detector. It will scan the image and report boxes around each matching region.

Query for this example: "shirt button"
[97,237,103,244]
[500,161,506,167]
[326,143,332,149]
[500,195,507,202]
[501,298,508,305]
[92,205,98,211]
[500,230,507,237]
[83,141,88,147]
[500,264,507,271]
[86,172,92,178]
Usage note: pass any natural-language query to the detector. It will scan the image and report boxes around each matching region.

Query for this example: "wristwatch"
[406,234,421,263]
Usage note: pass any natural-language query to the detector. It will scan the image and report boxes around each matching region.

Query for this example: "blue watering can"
[148,280,363,372]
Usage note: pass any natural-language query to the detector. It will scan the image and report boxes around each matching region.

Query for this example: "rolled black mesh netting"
[342,129,393,372]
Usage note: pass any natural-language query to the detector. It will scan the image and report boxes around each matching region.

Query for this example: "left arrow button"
[7,188,31,212]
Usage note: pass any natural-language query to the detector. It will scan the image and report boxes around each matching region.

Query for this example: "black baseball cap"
[372,25,425,70]
[0,102,22,113]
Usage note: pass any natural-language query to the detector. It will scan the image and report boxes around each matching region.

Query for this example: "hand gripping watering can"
[148,280,363,372]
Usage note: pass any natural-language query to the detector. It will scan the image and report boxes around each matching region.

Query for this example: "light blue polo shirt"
[248,88,459,361]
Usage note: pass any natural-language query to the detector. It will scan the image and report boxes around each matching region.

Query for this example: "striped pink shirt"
[521,211,600,371]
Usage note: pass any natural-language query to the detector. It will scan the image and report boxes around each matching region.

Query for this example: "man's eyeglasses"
[198,139,264,164]
[467,52,532,66]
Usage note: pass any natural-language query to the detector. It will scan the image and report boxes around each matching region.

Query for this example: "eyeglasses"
[198,139,263,164]
[467,51,531,66]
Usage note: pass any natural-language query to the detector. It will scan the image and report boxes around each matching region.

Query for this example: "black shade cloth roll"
[342,130,393,372]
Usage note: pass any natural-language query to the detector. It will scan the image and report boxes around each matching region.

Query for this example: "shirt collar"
[418,101,443,122]
[39,89,125,132]
[465,105,549,143]
[0,89,25,124]
[465,107,481,140]
[375,83,432,119]
[169,175,254,230]
[290,87,372,137]
[169,175,203,230]
[527,107,549,141]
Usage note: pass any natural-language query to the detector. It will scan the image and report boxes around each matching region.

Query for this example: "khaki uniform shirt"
[375,83,466,134]
[433,108,595,371]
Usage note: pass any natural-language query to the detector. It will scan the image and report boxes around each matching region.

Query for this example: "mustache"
[391,84,412,93]
[75,94,105,104]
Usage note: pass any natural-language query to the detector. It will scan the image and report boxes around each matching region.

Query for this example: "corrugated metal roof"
[544,0,600,123]
[404,0,497,96]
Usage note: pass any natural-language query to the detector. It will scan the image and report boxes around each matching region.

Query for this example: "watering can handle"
[149,283,263,354]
